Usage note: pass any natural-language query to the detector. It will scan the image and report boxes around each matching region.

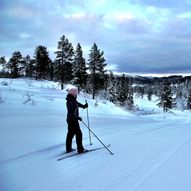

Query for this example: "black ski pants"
[66,119,84,153]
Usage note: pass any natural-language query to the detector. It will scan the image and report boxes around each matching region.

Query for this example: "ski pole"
[81,120,114,155]
[85,100,92,145]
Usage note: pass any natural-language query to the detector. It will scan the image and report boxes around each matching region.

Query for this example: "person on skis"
[66,87,88,153]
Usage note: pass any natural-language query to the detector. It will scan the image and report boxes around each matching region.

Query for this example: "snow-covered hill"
[0,78,191,191]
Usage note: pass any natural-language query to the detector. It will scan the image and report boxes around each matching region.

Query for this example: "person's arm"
[77,102,88,109]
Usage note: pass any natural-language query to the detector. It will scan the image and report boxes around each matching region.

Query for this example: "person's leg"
[66,120,75,152]
[75,121,84,153]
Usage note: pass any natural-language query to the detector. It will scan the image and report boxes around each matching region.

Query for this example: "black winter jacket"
[66,94,86,120]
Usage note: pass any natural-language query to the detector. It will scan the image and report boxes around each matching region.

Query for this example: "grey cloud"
[137,0,191,11]
[116,18,150,35]
[104,33,191,74]
[161,17,191,39]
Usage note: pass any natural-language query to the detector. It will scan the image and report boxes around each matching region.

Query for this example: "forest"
[1,35,191,112]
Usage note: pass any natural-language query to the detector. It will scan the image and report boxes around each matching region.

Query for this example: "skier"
[66,87,88,153]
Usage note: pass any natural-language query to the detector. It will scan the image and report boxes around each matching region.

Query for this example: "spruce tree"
[126,77,134,110]
[157,79,174,112]
[106,71,117,103]
[73,43,87,91]
[88,43,107,99]
[116,74,128,106]
[147,85,153,101]
[187,91,191,110]
[55,35,74,89]
[34,46,51,80]
[8,51,24,78]
[115,74,134,109]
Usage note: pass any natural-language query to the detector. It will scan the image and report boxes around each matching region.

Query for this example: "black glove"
[78,117,82,121]
[84,103,88,109]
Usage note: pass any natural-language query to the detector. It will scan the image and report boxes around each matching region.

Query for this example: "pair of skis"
[57,144,111,161]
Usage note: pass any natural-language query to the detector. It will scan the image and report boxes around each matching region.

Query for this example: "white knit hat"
[68,88,78,97]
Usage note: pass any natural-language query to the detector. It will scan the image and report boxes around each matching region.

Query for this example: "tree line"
[0,35,134,109]
[0,36,106,97]
[1,34,191,112]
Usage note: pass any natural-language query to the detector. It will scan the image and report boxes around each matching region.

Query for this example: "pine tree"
[73,43,87,91]
[24,55,33,78]
[157,79,174,112]
[49,59,54,81]
[0,56,7,73]
[55,35,74,89]
[88,43,107,99]
[8,51,24,78]
[175,84,186,110]
[53,59,60,81]
[34,46,51,80]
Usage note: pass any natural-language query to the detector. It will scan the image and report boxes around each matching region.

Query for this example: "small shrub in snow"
[133,106,159,116]
[1,80,9,86]
[94,100,98,107]
[23,92,36,105]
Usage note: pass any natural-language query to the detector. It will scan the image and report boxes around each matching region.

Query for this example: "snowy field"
[0,78,191,191]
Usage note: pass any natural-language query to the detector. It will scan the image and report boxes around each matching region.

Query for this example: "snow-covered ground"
[0,78,191,191]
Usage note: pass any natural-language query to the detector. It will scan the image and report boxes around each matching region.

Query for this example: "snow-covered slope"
[0,78,191,191]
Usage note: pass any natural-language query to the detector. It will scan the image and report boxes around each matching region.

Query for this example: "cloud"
[11,5,35,18]
[1,0,191,74]
[178,11,191,19]
[137,0,191,10]
[19,33,31,39]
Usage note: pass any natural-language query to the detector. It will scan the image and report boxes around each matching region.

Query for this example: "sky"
[1,0,191,75]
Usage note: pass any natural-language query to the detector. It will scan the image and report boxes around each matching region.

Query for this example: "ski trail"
[0,143,64,165]
[132,136,191,191]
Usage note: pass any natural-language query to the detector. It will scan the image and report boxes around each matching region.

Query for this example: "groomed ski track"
[1,116,191,191]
